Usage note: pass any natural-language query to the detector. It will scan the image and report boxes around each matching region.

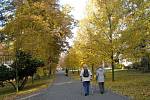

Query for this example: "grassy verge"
[105,70,150,100]
[70,70,150,100]
[0,76,54,100]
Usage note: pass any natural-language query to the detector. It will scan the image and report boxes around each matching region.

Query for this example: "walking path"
[17,71,129,100]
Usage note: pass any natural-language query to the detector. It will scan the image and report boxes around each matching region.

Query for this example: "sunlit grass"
[0,84,16,100]
[105,70,150,100]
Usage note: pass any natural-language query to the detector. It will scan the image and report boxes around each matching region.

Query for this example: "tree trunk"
[49,64,52,76]
[111,51,115,81]
[108,13,115,81]
[32,75,34,84]
[91,64,94,79]
[19,77,28,90]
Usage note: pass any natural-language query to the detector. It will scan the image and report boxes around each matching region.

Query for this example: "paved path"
[17,71,129,100]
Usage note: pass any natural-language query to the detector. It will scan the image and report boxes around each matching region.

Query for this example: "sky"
[59,0,88,20]
[59,0,88,45]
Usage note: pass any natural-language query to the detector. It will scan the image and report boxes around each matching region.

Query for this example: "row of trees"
[0,0,75,91]
[0,0,75,76]
[62,0,150,81]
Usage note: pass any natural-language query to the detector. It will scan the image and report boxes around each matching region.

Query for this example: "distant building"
[120,59,132,66]
[0,43,13,65]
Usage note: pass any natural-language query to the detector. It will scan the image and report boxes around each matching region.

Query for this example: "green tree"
[0,50,44,91]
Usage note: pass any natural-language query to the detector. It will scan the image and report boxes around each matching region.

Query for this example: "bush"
[132,62,141,70]
[141,56,150,72]
[0,50,44,90]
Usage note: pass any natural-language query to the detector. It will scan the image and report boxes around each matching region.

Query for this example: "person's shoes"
[85,93,89,96]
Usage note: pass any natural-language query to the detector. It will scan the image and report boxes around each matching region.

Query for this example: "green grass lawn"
[0,76,54,100]
[70,70,150,100]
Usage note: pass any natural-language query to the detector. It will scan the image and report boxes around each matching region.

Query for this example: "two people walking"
[80,64,105,96]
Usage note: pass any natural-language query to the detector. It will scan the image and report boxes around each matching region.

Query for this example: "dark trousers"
[83,81,90,95]
[98,82,104,94]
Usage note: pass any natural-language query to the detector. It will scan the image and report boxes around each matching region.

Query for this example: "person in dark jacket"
[80,64,92,96]
[65,68,68,76]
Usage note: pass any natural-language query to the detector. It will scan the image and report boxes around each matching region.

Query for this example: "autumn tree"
[2,0,75,76]
[119,0,150,71]
[63,47,80,70]
[69,0,150,81]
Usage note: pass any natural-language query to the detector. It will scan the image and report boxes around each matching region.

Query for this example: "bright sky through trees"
[59,0,88,45]
[59,0,88,20]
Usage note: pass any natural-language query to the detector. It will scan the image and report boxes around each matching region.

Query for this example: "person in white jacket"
[80,64,92,96]
[96,65,105,94]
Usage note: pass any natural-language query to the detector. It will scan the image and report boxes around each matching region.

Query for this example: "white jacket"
[96,68,105,82]
[80,68,92,82]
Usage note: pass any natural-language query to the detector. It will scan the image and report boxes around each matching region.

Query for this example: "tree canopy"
[1,0,76,76]
[63,0,150,80]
